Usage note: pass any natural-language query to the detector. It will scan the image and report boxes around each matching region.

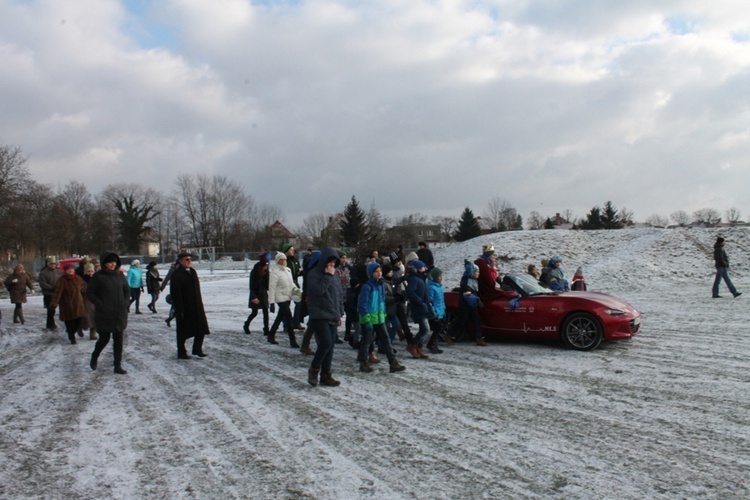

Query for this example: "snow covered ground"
[1,227,749,499]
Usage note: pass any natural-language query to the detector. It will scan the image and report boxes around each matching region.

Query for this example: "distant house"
[549,213,574,230]
[386,224,441,248]
[268,220,298,250]
[320,214,345,247]
[476,217,494,236]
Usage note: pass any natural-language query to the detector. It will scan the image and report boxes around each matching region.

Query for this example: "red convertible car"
[444,273,641,351]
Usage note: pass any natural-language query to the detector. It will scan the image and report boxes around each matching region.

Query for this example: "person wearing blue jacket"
[546,255,570,292]
[405,259,433,359]
[357,262,405,374]
[126,259,144,314]
[449,260,487,346]
[426,267,447,354]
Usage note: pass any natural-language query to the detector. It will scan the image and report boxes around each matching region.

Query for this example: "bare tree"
[55,181,95,254]
[692,208,722,227]
[527,210,544,230]
[670,210,691,227]
[725,207,742,226]
[645,214,669,228]
[483,197,521,231]
[297,213,330,247]
[562,209,574,224]
[619,206,634,225]
[395,213,428,226]
[431,215,457,242]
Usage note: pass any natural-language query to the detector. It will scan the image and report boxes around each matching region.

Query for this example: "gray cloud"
[2,0,749,226]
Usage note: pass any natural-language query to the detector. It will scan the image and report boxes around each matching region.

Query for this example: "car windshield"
[508,274,552,296]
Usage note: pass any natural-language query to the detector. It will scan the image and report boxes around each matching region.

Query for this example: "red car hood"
[565,290,638,313]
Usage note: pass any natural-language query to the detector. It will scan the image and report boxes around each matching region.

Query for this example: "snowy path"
[1,228,749,498]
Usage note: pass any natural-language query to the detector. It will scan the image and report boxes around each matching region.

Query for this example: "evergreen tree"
[580,206,603,230]
[544,217,555,229]
[600,201,622,229]
[339,195,368,247]
[454,207,481,242]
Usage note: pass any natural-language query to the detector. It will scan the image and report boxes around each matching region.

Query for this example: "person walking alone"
[712,236,742,298]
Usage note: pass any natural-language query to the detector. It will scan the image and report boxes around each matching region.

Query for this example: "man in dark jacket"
[38,256,63,330]
[305,247,344,387]
[405,259,433,359]
[170,252,210,359]
[712,236,742,298]
[87,251,130,374]
[416,241,434,270]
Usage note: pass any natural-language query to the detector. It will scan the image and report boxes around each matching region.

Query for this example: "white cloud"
[1,0,749,227]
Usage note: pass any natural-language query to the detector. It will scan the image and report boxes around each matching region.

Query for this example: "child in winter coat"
[571,267,587,291]
[547,256,570,292]
[382,264,401,346]
[450,260,487,346]
[357,262,405,374]
[427,267,448,353]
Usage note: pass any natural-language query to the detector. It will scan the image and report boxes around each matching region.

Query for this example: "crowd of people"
[2,234,741,384]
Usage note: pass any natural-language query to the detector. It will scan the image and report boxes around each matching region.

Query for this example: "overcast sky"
[2,0,749,227]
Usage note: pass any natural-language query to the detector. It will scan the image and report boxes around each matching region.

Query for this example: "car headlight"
[603,309,625,316]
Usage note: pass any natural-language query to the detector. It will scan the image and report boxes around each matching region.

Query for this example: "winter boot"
[288,331,300,348]
[359,361,373,373]
[368,352,381,364]
[427,341,443,354]
[415,347,429,359]
[114,366,128,375]
[89,329,98,340]
[389,361,406,373]
[243,320,251,334]
[267,330,278,345]
[406,344,421,359]
[320,371,340,387]
[77,328,84,338]
[300,326,315,353]
[13,309,20,324]
[68,332,77,344]
[90,352,99,370]
[307,367,320,387]
[476,337,489,346]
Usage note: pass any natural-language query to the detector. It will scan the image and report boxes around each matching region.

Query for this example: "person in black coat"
[170,252,210,359]
[243,254,270,335]
[87,251,131,374]
[145,261,162,313]
[306,247,344,387]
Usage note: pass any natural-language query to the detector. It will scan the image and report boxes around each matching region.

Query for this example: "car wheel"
[561,312,603,351]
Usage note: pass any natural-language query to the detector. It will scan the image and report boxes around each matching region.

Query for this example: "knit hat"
[282,243,293,253]
[275,251,287,264]
[429,267,443,281]
[382,264,393,276]
[716,236,725,244]
[84,263,95,272]
[148,261,157,268]
[482,243,495,255]
[549,255,562,266]
[63,263,76,271]
[410,259,427,271]
[574,267,583,276]
[389,252,401,264]
[131,259,140,266]
[367,262,382,277]
[464,260,479,277]
[259,253,269,265]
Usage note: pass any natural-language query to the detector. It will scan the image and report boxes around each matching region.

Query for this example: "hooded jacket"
[86,252,130,333]
[305,247,344,323]
[406,264,433,322]
[358,264,386,325]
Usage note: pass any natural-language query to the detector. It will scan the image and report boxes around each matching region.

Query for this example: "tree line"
[1,142,742,263]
